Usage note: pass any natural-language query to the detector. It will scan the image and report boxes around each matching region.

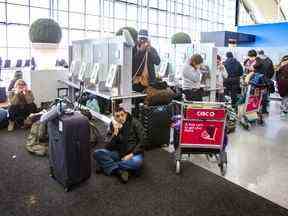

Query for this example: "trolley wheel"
[218,151,227,176]
[219,163,227,176]
[240,121,250,130]
[176,160,181,174]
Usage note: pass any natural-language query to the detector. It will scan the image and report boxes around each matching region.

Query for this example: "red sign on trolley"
[180,120,225,147]
[246,95,261,113]
[185,108,226,120]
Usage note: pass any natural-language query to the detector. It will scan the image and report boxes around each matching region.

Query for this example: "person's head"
[258,50,265,56]
[226,52,233,59]
[253,57,263,72]
[248,49,257,60]
[281,55,288,62]
[217,55,221,65]
[14,79,27,91]
[190,54,203,69]
[138,29,149,45]
[114,106,128,125]
[14,70,23,79]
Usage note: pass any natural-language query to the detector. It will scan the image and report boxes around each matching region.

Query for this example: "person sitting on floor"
[8,79,37,131]
[8,70,23,91]
[93,106,145,183]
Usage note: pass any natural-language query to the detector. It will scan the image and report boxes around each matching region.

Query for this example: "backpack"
[25,121,48,156]
[262,57,275,79]
[249,73,267,87]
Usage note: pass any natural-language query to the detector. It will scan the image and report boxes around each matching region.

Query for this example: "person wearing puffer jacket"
[276,55,288,118]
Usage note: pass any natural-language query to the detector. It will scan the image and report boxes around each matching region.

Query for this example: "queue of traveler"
[181,49,287,118]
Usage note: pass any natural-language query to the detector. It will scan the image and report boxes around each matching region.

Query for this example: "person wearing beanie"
[132,29,161,92]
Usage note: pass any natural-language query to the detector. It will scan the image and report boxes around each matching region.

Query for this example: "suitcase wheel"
[49,167,54,178]
[175,160,181,174]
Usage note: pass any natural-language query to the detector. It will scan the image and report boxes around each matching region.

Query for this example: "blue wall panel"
[237,22,288,47]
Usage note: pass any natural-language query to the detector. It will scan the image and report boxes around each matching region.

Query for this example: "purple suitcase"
[48,112,91,191]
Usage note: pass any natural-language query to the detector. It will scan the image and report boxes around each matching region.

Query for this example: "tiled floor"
[179,101,288,209]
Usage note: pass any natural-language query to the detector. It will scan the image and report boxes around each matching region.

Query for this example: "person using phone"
[132,29,161,92]
[7,79,37,131]
[93,106,145,183]
[182,54,204,101]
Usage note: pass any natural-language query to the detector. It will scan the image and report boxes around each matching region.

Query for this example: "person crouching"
[93,106,145,183]
[8,79,37,131]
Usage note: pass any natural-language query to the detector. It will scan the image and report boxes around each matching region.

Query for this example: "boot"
[8,121,15,132]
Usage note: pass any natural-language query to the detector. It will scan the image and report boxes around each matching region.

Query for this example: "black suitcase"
[48,112,91,191]
[140,104,172,150]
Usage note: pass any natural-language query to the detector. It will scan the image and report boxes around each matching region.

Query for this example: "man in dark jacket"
[132,29,161,92]
[258,50,275,114]
[93,107,145,183]
[224,52,244,108]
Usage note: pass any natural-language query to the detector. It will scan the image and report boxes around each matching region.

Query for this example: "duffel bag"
[144,86,175,106]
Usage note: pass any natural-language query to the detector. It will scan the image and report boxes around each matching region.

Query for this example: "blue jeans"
[93,149,143,175]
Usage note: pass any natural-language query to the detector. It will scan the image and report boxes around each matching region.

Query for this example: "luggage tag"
[59,120,63,132]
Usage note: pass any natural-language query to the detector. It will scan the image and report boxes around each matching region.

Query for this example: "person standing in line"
[182,54,203,101]
[276,55,288,118]
[223,52,243,108]
[258,50,275,114]
[132,29,161,92]
[216,55,228,102]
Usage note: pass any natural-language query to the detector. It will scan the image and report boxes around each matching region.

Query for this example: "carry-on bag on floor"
[48,112,91,191]
[139,104,172,150]
[0,87,6,102]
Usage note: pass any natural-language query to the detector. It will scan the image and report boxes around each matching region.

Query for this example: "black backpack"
[262,57,275,79]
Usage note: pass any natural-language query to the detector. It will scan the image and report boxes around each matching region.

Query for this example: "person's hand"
[122,153,133,161]
[112,120,122,136]
[15,88,23,95]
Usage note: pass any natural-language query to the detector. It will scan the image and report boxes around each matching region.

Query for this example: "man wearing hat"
[132,29,161,92]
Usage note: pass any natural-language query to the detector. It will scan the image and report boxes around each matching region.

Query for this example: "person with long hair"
[182,54,204,101]
[8,79,37,131]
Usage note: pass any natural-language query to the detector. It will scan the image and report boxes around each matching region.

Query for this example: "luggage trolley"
[174,101,228,175]
[238,84,266,130]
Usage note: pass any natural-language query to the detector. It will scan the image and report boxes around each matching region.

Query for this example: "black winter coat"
[106,114,145,157]
[224,57,243,78]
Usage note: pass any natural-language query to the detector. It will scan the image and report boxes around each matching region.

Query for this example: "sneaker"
[117,170,129,184]
[8,121,15,132]
[95,164,103,174]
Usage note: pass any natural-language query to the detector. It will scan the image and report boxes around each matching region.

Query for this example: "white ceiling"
[242,0,287,23]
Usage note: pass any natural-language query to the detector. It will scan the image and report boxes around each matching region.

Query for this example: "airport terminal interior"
[1,0,288,215]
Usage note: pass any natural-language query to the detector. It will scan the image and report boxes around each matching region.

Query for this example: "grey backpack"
[25,121,48,156]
